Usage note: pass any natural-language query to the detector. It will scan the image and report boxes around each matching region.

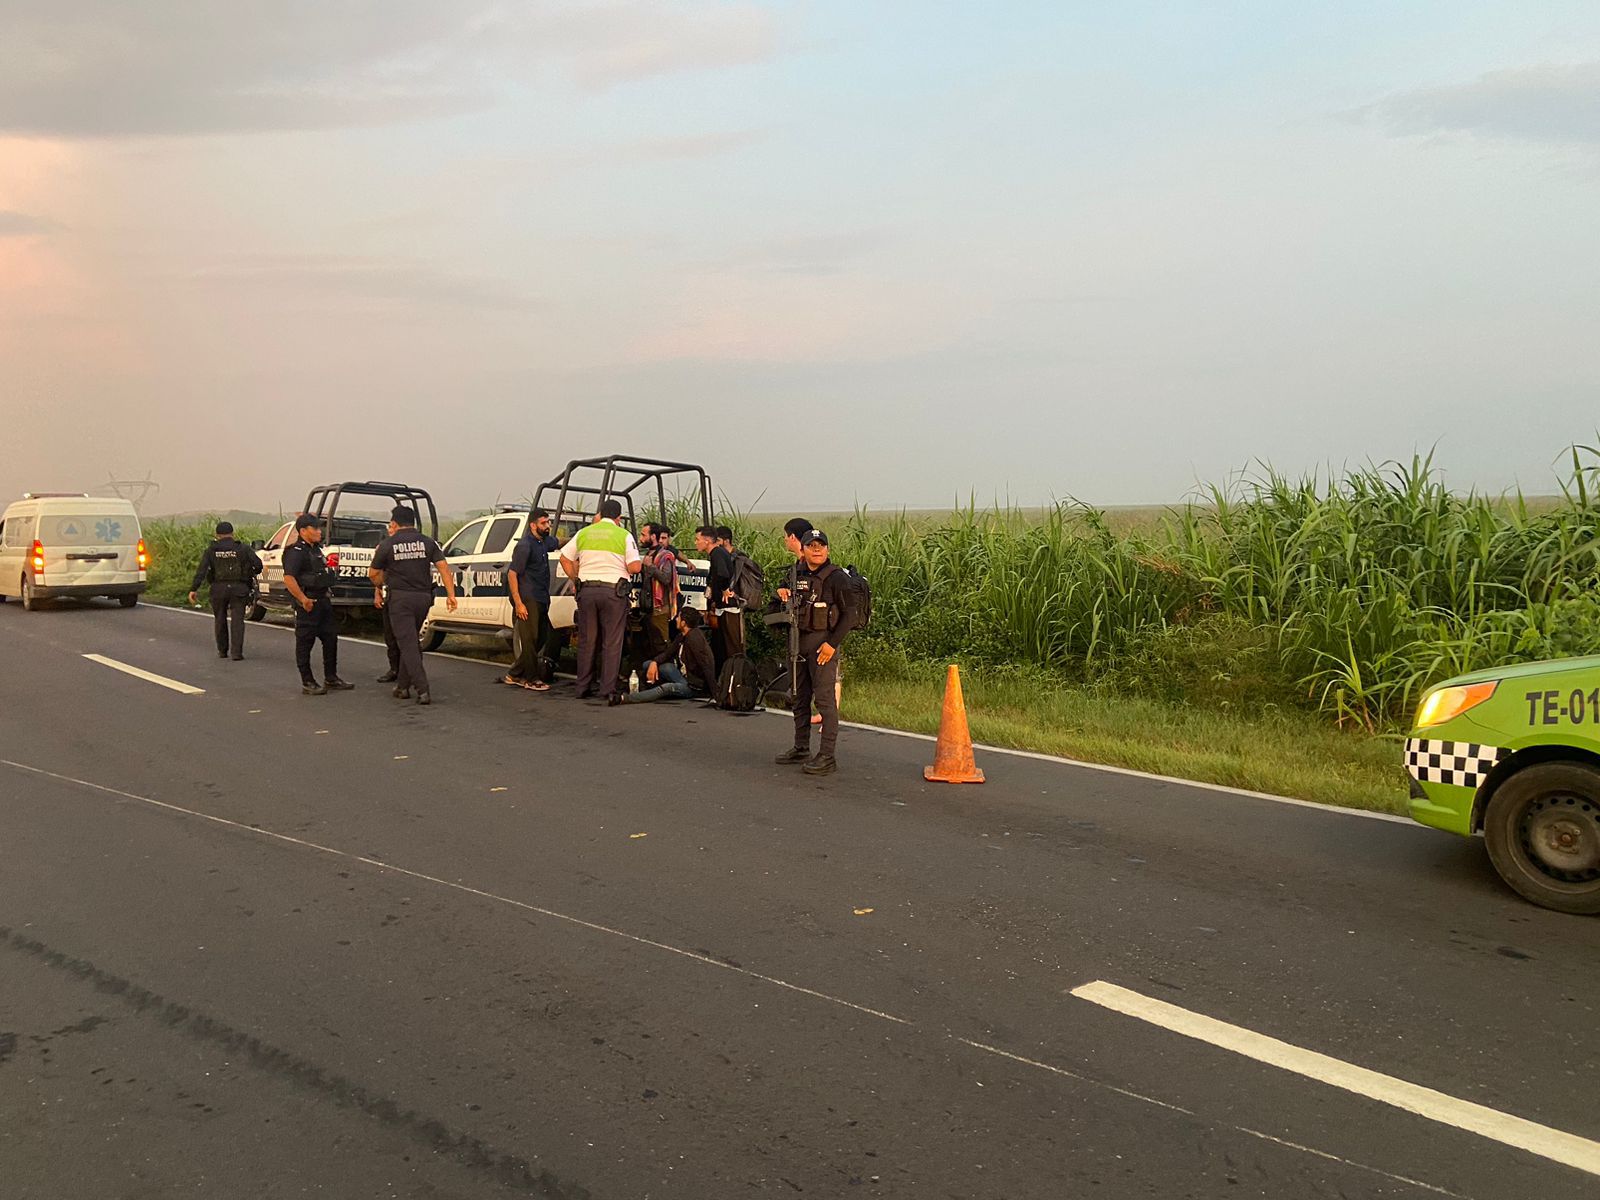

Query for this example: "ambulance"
[0,493,147,610]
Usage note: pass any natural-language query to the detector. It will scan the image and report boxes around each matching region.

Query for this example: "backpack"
[836,564,873,629]
[715,654,760,711]
[728,550,765,609]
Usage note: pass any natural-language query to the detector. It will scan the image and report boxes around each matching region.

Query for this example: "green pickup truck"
[1406,655,1600,914]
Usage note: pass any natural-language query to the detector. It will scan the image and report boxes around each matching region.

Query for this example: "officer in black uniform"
[375,517,403,683]
[370,506,457,705]
[188,520,262,660]
[774,530,860,776]
[281,513,354,696]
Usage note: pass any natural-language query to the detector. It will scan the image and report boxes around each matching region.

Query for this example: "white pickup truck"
[419,456,717,656]
[250,481,439,621]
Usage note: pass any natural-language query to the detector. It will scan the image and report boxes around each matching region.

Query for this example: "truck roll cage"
[301,481,440,543]
[532,456,715,540]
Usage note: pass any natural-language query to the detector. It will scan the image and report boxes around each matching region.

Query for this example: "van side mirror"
[251,540,265,550]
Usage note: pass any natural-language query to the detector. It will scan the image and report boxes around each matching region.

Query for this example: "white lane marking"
[0,758,908,1028]
[81,654,205,695]
[1071,980,1600,1178]
[145,600,1409,824]
[0,755,1473,1195]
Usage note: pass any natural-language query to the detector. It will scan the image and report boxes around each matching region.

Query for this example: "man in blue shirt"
[503,508,560,691]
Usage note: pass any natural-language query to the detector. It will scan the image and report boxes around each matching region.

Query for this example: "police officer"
[370,506,457,706]
[559,498,642,706]
[375,517,403,683]
[188,520,262,660]
[281,513,354,695]
[774,530,860,776]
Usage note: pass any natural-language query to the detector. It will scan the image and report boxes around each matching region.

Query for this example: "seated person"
[626,608,717,703]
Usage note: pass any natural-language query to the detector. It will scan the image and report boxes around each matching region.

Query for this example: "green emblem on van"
[1406,654,1600,914]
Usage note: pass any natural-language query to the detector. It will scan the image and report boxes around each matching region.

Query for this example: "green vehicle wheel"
[1484,762,1600,915]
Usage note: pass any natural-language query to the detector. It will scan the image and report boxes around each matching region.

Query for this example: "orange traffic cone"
[924,664,985,784]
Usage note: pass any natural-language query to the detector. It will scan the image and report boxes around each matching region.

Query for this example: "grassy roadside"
[838,659,1409,815]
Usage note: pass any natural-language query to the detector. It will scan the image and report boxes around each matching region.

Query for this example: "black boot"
[775,746,810,765]
[325,677,354,691]
[302,680,326,696]
[393,686,411,700]
[802,754,837,776]
[376,670,398,683]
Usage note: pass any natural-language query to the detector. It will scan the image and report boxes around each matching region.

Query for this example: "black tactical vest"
[213,542,244,584]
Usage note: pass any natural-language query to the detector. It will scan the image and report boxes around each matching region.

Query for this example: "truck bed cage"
[532,455,714,536]
[300,481,439,539]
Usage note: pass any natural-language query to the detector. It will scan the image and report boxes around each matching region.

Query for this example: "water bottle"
[628,670,640,694]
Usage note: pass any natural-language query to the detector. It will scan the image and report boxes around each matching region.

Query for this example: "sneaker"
[302,681,326,696]
[376,671,398,683]
[415,691,431,706]
[393,686,411,700]
[802,754,837,776]
[325,677,354,691]
[774,746,811,765]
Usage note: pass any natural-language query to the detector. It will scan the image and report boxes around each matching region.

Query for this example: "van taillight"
[137,538,148,570]
[30,540,45,574]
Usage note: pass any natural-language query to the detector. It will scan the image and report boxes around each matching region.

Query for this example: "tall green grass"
[716,448,1600,729]
[142,517,272,606]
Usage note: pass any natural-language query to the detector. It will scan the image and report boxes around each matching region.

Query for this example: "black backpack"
[715,654,760,711]
[728,550,765,609]
[837,564,872,629]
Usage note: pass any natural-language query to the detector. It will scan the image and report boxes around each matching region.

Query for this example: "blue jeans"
[632,661,695,703]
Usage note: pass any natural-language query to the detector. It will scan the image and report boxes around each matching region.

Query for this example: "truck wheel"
[1483,762,1600,915]
[246,604,267,622]
[421,628,445,652]
[118,594,138,608]
[21,576,40,611]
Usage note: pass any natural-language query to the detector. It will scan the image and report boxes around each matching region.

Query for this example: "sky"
[2,1,1599,517]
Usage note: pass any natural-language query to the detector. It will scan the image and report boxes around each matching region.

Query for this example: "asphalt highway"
[2,600,1597,1199]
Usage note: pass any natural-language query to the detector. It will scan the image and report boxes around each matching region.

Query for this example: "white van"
[0,493,147,610]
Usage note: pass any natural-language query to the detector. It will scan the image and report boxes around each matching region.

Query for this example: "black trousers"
[381,602,400,673]
[210,584,247,657]
[792,634,841,756]
[574,585,628,698]
[294,596,338,682]
[509,600,556,682]
[386,589,434,694]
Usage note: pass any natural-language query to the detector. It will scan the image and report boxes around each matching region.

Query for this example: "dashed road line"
[1072,979,1600,1178]
[81,653,205,695]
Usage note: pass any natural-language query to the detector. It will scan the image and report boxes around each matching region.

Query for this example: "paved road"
[2,600,1597,1199]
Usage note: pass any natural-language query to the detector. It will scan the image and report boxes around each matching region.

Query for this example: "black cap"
[214,520,234,535]
[800,530,829,547]
[294,513,321,531]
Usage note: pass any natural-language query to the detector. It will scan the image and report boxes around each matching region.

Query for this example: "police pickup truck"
[420,456,714,656]
[250,481,439,620]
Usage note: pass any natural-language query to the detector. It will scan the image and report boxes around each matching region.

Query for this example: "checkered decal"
[1404,739,1506,789]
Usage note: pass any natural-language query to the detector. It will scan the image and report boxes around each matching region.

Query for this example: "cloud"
[0,210,57,237]
[1361,61,1600,146]
[0,1,788,138]
[179,254,540,312]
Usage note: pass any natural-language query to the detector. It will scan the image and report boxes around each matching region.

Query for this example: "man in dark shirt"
[370,506,457,705]
[697,524,735,669]
[774,530,860,776]
[188,520,261,661]
[281,513,353,695]
[503,508,560,691]
[625,608,717,703]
